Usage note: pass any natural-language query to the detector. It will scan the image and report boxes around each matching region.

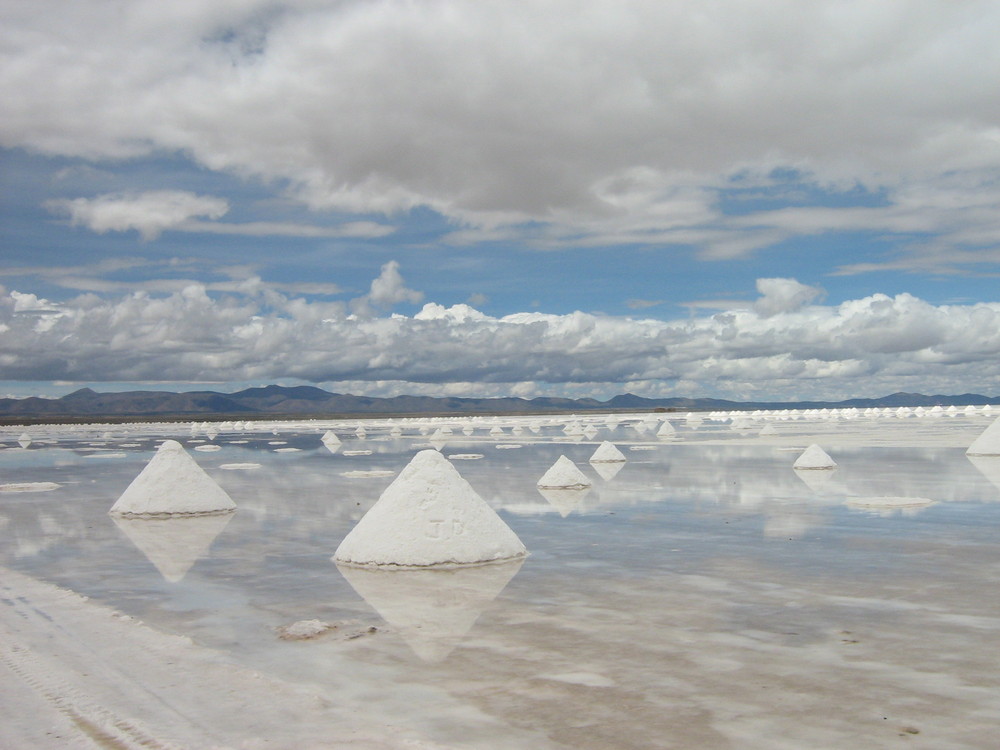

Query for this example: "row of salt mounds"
[966,416,1000,456]
[793,444,837,470]
[109,440,237,517]
[537,455,591,489]
[334,450,527,568]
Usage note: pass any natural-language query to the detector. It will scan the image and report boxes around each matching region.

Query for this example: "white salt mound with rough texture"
[538,455,592,489]
[590,441,626,463]
[656,421,677,437]
[109,440,237,517]
[334,449,527,568]
[966,416,1000,456]
[321,430,341,445]
[793,444,837,470]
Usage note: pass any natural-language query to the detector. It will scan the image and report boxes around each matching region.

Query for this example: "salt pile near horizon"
[109,440,237,517]
[589,441,626,463]
[334,449,527,568]
[792,444,837,470]
[537,455,592,489]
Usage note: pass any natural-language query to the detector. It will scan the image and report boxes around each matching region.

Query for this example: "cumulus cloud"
[753,278,823,317]
[3,274,1000,400]
[350,260,423,316]
[5,1,1000,262]
[46,191,229,240]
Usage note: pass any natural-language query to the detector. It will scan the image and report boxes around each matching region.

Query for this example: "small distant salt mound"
[966,416,1000,456]
[656,421,677,439]
[590,441,626,463]
[758,424,778,437]
[17,433,31,449]
[334,450,527,568]
[845,496,935,510]
[321,430,341,445]
[537,455,591,489]
[0,482,60,493]
[109,440,237,517]
[489,425,505,436]
[793,444,837,470]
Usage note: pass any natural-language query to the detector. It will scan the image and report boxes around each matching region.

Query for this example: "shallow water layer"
[2,416,1000,748]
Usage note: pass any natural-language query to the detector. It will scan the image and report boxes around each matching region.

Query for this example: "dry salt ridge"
[3,407,1000,747]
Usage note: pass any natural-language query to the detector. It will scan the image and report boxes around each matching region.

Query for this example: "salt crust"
[276,619,332,640]
[219,463,262,470]
[194,445,221,452]
[341,470,395,478]
[793,444,837,470]
[109,440,237,517]
[0,481,60,492]
[590,441,626,463]
[448,453,484,460]
[342,449,372,456]
[334,449,527,568]
[537,455,592,489]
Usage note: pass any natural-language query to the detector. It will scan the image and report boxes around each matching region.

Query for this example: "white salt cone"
[537,455,591,489]
[793,444,837,470]
[589,441,626,463]
[109,440,236,516]
[966,416,1000,456]
[334,450,526,567]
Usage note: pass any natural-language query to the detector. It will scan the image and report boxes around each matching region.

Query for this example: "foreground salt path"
[334,449,527,567]
[108,440,237,517]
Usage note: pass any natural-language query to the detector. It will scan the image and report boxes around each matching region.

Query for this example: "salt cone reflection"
[537,486,592,517]
[966,455,1000,498]
[337,558,523,662]
[590,460,625,482]
[111,512,234,582]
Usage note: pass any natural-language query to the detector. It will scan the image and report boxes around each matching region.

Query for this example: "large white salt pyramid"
[966,416,1000,456]
[590,441,626,463]
[537,455,591,489]
[793,444,837,470]
[109,440,237,517]
[334,450,527,567]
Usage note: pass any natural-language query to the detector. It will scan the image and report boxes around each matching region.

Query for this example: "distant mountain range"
[2,385,1000,422]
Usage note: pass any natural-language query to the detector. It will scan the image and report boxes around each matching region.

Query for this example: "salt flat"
[2,410,999,748]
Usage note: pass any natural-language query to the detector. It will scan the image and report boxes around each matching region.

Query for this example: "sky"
[3,0,1000,403]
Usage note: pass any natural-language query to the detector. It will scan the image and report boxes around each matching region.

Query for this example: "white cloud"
[350,260,423,316]
[3,273,1000,399]
[5,1,1000,261]
[46,191,229,240]
[753,278,823,317]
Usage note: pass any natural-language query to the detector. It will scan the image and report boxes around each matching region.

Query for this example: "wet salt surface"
[3,417,1000,748]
